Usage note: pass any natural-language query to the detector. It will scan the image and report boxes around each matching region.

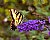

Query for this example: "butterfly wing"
[10,20,17,30]
[9,9,23,30]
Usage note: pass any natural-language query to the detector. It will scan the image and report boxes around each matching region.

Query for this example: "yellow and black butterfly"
[9,9,24,30]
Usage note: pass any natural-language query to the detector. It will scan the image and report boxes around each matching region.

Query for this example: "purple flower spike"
[42,20,46,24]
[17,20,46,32]
[48,16,50,23]
[38,20,45,24]
[39,25,44,30]
[27,20,39,24]
[19,29,23,32]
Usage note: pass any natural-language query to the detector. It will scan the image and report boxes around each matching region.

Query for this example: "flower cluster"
[17,20,46,32]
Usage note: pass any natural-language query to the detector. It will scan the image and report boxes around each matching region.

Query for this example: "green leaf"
[20,10,29,16]
[42,12,48,16]
[36,7,43,14]
[9,0,17,3]
[48,12,50,16]
[41,0,48,4]
[33,0,39,6]
[30,30,38,35]
[5,9,11,21]
[45,5,50,11]
[4,0,9,3]
[12,29,20,36]
[8,3,15,8]
[5,9,10,16]
[0,7,4,13]
[20,34,27,40]
[37,33,45,40]
[48,38,50,40]
[22,0,26,4]
[36,7,50,16]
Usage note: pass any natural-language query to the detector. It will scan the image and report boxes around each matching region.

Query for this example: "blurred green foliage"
[0,0,50,40]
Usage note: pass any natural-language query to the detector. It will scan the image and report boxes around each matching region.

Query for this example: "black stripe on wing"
[10,20,17,31]
[19,14,23,24]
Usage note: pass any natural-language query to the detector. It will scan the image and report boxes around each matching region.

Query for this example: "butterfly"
[9,9,24,30]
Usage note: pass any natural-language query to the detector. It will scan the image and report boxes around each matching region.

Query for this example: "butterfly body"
[9,9,23,30]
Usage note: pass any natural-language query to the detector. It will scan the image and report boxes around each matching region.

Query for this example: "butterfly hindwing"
[10,20,17,30]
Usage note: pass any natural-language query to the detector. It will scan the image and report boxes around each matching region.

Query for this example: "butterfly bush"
[16,16,50,36]
[17,20,47,32]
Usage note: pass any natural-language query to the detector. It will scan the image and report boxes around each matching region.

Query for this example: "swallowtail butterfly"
[9,9,24,30]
